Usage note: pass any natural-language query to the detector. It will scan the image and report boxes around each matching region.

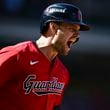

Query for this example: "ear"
[49,22,58,35]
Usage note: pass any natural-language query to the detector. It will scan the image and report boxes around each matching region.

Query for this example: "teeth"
[67,37,79,48]
[67,41,73,48]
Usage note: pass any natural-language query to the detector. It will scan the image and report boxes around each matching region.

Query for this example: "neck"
[39,46,58,61]
[36,37,58,62]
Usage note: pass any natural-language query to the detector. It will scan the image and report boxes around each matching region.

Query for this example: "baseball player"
[0,3,90,110]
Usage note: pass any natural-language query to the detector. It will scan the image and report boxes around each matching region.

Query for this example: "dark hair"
[41,21,62,35]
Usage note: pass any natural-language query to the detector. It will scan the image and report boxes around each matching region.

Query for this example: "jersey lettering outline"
[23,74,65,96]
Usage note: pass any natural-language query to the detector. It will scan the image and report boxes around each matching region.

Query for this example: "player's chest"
[18,57,66,93]
[20,55,65,79]
[18,57,66,96]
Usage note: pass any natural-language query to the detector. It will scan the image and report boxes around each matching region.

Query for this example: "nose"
[72,30,80,39]
[72,33,80,44]
[74,30,80,36]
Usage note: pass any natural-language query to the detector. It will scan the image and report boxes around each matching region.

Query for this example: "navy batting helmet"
[40,3,90,34]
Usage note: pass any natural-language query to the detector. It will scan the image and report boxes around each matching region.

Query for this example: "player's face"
[52,23,80,55]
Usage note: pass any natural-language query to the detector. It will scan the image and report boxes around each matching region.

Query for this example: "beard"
[52,40,69,56]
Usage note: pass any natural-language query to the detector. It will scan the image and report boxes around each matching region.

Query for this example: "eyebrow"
[61,23,80,30]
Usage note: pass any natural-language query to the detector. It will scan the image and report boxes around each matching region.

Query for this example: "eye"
[67,28,79,33]
[68,28,75,32]
[68,28,80,35]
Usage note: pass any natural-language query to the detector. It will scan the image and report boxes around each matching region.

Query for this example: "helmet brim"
[79,22,90,31]
[49,19,90,31]
[43,18,90,32]
[65,21,90,31]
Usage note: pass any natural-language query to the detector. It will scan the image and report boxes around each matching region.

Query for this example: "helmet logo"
[47,7,66,13]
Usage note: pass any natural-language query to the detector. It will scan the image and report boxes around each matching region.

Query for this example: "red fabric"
[0,41,69,110]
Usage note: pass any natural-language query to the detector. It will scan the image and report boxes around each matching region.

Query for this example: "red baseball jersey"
[0,41,69,110]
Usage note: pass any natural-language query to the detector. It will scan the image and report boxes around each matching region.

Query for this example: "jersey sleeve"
[0,46,21,86]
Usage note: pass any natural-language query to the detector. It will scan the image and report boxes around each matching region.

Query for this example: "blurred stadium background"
[0,0,110,110]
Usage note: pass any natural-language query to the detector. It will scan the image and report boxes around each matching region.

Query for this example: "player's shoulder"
[13,41,33,50]
[0,41,33,53]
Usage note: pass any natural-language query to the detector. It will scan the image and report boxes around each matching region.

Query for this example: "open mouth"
[67,38,79,48]
[67,41,73,48]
